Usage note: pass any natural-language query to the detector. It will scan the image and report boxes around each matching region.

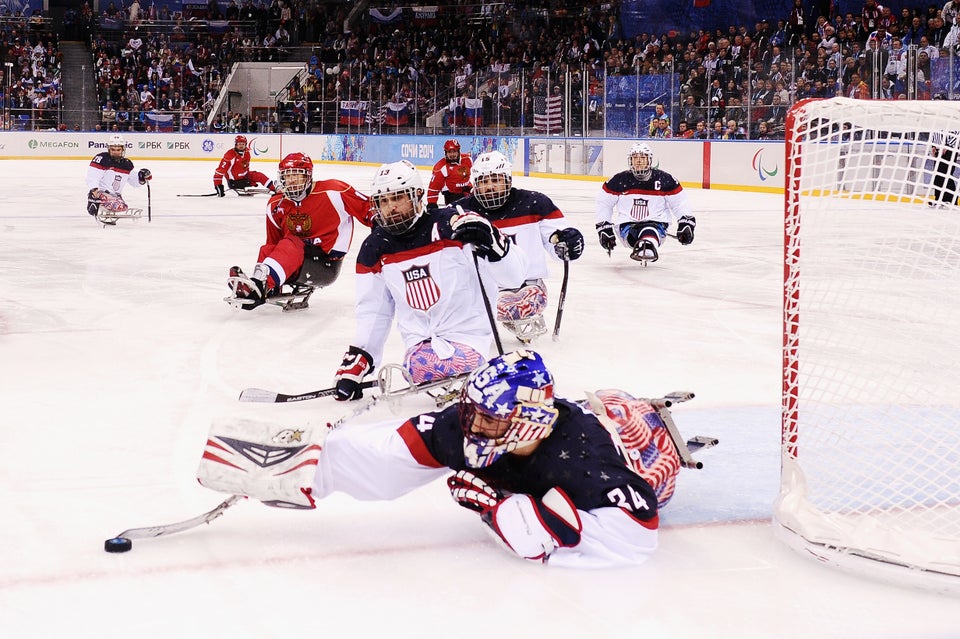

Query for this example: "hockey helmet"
[460,350,559,468]
[277,152,314,202]
[471,151,513,210]
[108,133,126,157]
[444,139,461,162]
[371,160,425,235]
[234,135,248,152]
[629,143,654,180]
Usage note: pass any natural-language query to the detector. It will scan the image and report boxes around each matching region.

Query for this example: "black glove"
[447,471,504,513]
[451,210,509,262]
[334,346,373,401]
[676,216,696,245]
[596,221,617,251]
[237,276,266,311]
[551,227,584,260]
[137,168,152,184]
[215,183,226,197]
[426,202,439,212]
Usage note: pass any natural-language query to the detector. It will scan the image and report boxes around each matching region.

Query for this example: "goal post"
[777,97,960,594]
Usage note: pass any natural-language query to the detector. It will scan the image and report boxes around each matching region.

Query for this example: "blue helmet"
[460,350,558,468]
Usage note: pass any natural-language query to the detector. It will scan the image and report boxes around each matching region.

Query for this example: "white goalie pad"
[197,418,329,509]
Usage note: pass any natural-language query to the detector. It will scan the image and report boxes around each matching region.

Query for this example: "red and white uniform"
[86,152,143,195]
[213,148,272,189]
[256,180,371,286]
[426,155,474,205]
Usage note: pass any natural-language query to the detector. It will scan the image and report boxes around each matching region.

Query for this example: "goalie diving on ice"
[196,350,717,567]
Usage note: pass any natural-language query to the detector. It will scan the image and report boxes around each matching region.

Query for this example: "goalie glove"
[215,183,226,197]
[138,168,152,184]
[550,227,584,261]
[334,346,373,401]
[481,487,583,561]
[676,216,696,245]
[596,221,617,251]
[451,209,510,262]
[447,471,504,513]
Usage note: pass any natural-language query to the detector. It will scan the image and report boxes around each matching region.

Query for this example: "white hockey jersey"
[596,168,692,229]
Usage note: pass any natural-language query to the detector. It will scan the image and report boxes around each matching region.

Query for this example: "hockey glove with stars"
[450,210,510,262]
[676,216,696,245]
[138,168,152,184]
[334,346,374,401]
[448,471,583,561]
[215,183,226,197]
[596,221,617,252]
[550,227,585,260]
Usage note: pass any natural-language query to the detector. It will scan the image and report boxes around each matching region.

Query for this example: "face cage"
[473,174,512,210]
[629,154,652,180]
[460,396,559,468]
[373,187,423,234]
[279,168,312,201]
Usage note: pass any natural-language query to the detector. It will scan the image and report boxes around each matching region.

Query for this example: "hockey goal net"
[777,97,960,593]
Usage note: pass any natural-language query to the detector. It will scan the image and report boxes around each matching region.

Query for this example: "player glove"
[596,221,617,251]
[334,346,374,401]
[426,202,439,212]
[447,471,504,513]
[676,215,696,245]
[137,168,152,184]
[451,209,510,262]
[215,183,226,197]
[551,227,585,261]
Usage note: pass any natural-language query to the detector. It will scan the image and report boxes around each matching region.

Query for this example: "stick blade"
[238,388,280,403]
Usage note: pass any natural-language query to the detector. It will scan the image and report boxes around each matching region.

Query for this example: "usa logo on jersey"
[629,197,649,220]
[403,264,441,311]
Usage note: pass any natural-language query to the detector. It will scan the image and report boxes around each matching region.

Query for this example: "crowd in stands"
[6,1,960,137]
[0,8,62,131]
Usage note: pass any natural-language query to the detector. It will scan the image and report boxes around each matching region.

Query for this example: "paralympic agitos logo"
[751,148,779,181]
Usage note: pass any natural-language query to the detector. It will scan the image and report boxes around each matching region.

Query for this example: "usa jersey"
[86,152,142,195]
[312,397,660,567]
[596,168,692,228]
[458,188,567,281]
[258,179,371,285]
[353,207,527,367]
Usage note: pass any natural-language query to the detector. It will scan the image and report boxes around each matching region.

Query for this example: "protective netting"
[777,98,960,591]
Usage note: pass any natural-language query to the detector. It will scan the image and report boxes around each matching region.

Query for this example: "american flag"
[534,93,562,133]
[366,103,387,124]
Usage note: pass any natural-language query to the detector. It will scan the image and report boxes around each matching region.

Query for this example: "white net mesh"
[777,98,960,592]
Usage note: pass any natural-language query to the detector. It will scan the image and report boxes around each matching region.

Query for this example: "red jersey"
[213,149,253,184]
[426,155,473,205]
[256,179,372,286]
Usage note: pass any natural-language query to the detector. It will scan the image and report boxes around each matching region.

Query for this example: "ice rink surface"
[0,159,955,638]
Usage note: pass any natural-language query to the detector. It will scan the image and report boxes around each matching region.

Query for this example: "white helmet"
[371,160,425,234]
[629,143,653,180]
[471,151,513,210]
[108,134,126,156]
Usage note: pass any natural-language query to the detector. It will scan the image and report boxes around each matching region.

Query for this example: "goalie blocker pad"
[197,418,328,509]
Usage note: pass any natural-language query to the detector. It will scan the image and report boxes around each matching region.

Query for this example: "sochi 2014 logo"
[202,139,215,153]
[751,148,779,181]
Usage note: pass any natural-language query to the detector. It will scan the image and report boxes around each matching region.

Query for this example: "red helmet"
[444,139,460,153]
[279,152,313,173]
[235,135,248,145]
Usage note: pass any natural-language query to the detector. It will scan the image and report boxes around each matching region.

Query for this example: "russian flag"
[144,110,175,132]
[464,97,483,127]
[385,101,410,126]
[339,100,367,126]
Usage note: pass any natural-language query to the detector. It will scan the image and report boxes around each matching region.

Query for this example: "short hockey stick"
[176,192,219,197]
[108,494,243,544]
[146,182,152,222]
[552,244,570,341]
[239,380,379,403]
[473,251,504,355]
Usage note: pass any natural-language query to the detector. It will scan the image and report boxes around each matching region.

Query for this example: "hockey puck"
[104,537,133,553]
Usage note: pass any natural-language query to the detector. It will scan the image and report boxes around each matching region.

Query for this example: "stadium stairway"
[60,41,102,131]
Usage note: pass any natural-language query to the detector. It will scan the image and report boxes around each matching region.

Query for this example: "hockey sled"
[225,270,316,312]
[96,206,143,226]
[501,316,548,345]
[234,187,273,197]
